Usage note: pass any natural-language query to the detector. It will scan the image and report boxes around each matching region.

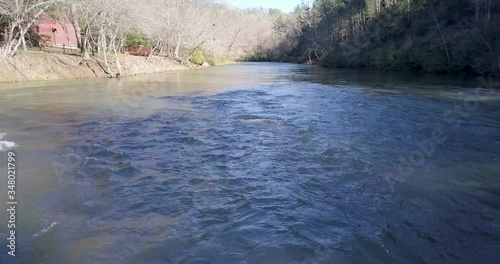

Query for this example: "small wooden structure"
[121,46,151,57]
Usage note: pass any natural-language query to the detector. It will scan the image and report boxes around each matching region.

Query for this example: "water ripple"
[19,73,500,263]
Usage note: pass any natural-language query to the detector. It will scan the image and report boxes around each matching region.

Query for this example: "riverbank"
[0,51,197,83]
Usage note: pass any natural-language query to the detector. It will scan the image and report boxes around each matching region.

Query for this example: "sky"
[226,0,303,13]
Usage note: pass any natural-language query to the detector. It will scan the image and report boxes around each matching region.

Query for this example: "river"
[0,63,499,263]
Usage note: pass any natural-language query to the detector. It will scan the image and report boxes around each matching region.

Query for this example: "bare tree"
[0,0,59,59]
[0,0,290,65]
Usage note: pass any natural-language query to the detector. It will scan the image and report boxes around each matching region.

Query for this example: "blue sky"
[226,0,303,13]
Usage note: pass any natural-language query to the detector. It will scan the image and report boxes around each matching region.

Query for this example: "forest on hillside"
[1,0,499,76]
[277,0,500,76]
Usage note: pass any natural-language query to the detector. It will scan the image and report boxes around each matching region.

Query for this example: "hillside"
[284,0,500,76]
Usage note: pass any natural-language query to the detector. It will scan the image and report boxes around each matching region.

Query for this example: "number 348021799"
[7,152,16,199]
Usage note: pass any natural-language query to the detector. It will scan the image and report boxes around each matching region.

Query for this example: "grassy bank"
[0,51,195,83]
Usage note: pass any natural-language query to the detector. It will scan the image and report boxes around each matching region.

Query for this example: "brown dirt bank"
[0,51,196,83]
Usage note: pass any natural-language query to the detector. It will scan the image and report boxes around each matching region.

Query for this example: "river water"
[0,63,499,263]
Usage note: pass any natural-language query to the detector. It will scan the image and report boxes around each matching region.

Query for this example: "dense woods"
[285,0,500,76]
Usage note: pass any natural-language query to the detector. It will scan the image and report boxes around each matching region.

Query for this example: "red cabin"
[34,15,78,48]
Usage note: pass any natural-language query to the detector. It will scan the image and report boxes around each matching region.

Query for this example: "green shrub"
[125,33,151,47]
[189,49,206,65]
[243,52,273,62]
[206,54,232,65]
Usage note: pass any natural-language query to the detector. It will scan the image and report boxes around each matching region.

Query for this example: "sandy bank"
[0,51,195,83]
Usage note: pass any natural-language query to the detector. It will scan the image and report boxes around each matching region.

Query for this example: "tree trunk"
[149,38,161,58]
[159,43,165,55]
[21,37,27,51]
[70,3,83,49]
[432,13,450,64]
[487,0,491,21]
[227,28,241,55]
[408,0,411,21]
[11,27,29,57]
[100,30,112,77]
[174,36,181,58]
[81,26,90,60]
[114,48,122,78]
